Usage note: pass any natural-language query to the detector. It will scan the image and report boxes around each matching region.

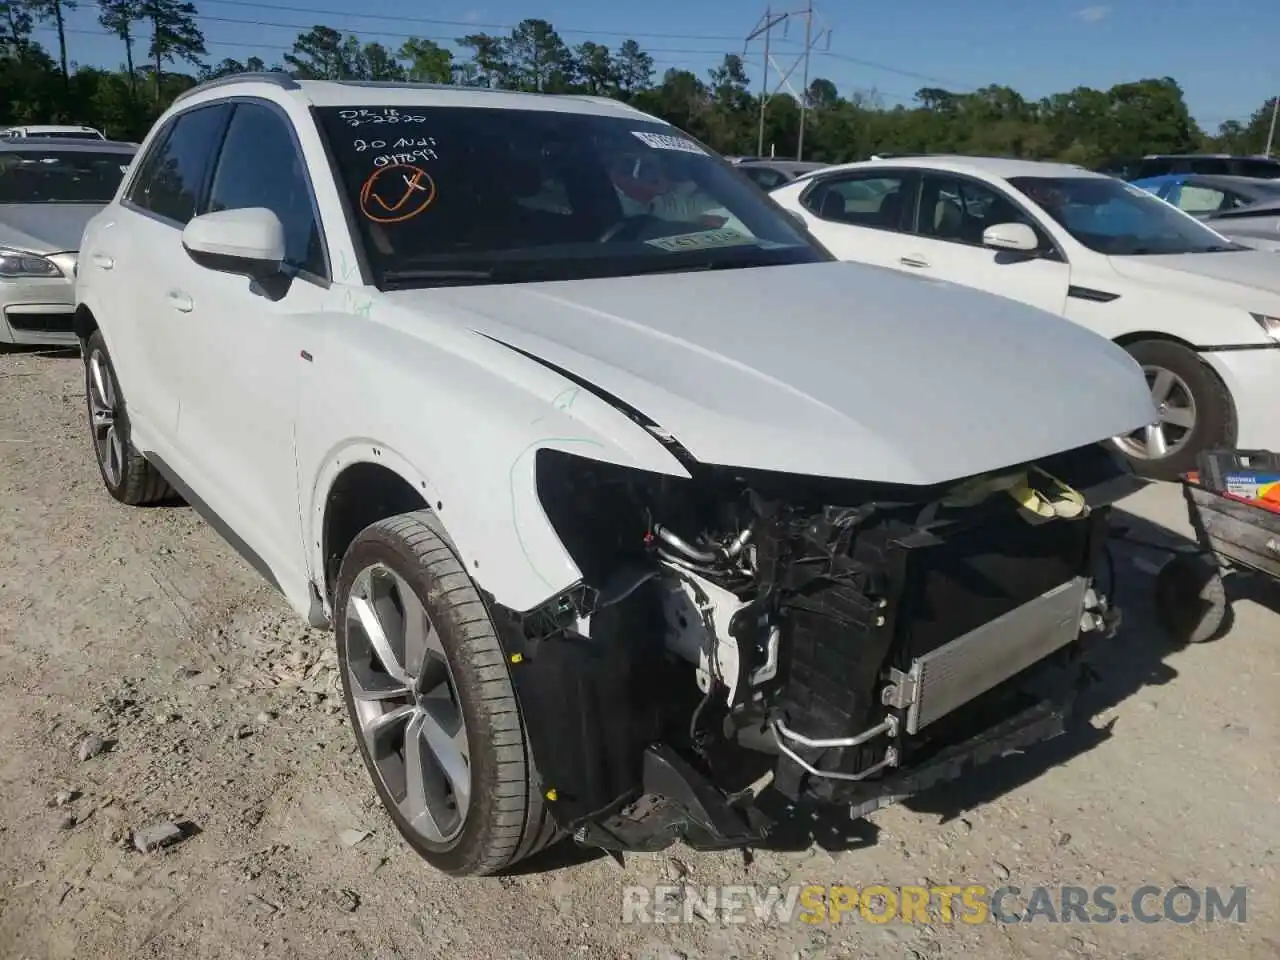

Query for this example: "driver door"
[898,173,1070,317]
[167,100,340,583]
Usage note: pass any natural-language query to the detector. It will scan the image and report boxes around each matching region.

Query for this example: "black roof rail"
[172,71,300,105]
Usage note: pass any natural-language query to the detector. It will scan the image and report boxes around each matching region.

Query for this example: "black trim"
[144,453,284,595]
[478,333,701,472]
[1067,285,1120,303]
[1197,341,1280,353]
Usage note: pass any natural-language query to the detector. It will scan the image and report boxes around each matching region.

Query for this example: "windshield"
[316,105,825,287]
[0,149,131,203]
[1008,175,1242,256]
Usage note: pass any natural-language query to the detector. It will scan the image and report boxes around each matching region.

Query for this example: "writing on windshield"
[317,104,820,288]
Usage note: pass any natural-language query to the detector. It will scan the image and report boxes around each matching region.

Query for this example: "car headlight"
[0,248,63,278]
[1251,312,1280,342]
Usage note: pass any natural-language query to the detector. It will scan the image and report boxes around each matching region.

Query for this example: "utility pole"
[797,0,813,159]
[1266,95,1278,157]
[744,3,831,160]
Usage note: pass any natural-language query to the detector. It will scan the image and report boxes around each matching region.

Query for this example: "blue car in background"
[1130,173,1280,251]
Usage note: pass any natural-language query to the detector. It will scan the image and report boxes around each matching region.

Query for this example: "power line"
[77,0,957,94]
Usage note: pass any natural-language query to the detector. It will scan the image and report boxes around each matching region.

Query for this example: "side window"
[1138,159,1173,177]
[127,104,231,225]
[802,174,911,231]
[206,102,325,277]
[1233,158,1280,179]
[916,174,1046,248]
[1176,184,1227,215]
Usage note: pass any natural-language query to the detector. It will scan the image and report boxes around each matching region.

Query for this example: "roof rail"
[172,71,300,105]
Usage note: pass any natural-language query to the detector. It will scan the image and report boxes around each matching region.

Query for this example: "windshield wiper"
[379,268,495,288]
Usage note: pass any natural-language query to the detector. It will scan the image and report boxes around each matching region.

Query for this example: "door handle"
[899,256,930,268]
[91,253,114,270]
[166,291,194,313]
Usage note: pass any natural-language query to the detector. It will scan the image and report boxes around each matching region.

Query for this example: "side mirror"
[182,207,285,280]
[982,221,1039,253]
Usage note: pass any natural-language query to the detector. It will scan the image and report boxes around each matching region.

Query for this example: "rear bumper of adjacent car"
[0,270,78,346]
[1201,344,1280,452]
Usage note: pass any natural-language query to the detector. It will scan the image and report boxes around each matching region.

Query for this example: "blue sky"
[36,0,1279,135]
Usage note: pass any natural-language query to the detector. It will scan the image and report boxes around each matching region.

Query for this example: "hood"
[1107,249,1280,310]
[386,262,1155,486]
[0,203,99,254]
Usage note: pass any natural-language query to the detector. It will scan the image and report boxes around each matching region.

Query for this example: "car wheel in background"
[1110,339,1234,482]
[83,330,174,505]
[334,510,558,876]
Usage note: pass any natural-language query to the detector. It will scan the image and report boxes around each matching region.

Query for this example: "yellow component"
[509,653,524,664]
[1006,466,1087,520]
[544,788,558,801]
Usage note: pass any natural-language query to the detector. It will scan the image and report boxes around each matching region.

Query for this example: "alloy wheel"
[343,563,472,845]
[1114,363,1197,461]
[87,348,125,488]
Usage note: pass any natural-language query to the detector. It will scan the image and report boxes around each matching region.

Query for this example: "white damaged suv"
[74,75,1154,876]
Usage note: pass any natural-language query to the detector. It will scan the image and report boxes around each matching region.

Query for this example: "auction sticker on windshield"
[631,131,707,155]
[645,229,755,252]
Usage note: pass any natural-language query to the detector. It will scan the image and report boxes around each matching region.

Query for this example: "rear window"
[0,149,132,203]
[1232,158,1280,179]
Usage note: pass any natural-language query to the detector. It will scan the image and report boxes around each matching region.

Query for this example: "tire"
[83,330,174,506]
[334,510,558,876]
[1153,552,1228,644]
[1111,339,1234,482]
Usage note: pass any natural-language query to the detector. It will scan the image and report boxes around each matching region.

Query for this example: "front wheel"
[1110,339,1234,482]
[334,510,558,876]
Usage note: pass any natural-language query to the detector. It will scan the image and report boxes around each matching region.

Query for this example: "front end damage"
[485,441,1138,855]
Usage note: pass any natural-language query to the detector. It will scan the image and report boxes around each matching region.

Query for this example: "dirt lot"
[1,347,1278,960]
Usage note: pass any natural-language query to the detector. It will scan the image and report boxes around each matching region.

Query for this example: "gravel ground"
[1,347,1278,960]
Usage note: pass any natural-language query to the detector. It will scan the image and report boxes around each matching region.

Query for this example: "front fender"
[1064,281,1273,348]
[297,303,691,614]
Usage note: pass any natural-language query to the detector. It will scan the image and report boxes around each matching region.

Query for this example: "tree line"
[1,1,1276,166]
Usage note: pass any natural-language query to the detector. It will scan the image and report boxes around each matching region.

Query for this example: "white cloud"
[1073,5,1112,22]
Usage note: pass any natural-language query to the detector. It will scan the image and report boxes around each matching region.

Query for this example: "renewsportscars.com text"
[621,884,1248,926]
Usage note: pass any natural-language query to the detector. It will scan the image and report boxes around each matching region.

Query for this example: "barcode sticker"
[631,131,706,155]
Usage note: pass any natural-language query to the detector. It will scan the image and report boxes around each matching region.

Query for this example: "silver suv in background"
[0,137,136,345]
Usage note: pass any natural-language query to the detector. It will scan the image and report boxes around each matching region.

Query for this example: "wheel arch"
[1111,330,1239,431]
[73,304,98,342]
[319,457,432,609]
[306,434,599,622]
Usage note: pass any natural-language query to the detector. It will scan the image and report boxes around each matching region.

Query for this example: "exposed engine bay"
[484,440,1138,854]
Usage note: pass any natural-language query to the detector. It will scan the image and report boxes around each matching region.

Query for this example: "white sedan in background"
[771,156,1280,480]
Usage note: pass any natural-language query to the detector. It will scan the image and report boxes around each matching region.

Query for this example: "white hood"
[388,261,1155,486]
[1108,249,1280,312]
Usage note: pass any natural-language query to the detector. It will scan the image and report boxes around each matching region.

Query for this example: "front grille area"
[6,310,74,332]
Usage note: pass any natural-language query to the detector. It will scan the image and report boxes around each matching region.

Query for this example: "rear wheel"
[83,330,174,505]
[334,510,558,876]
[1111,339,1234,482]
